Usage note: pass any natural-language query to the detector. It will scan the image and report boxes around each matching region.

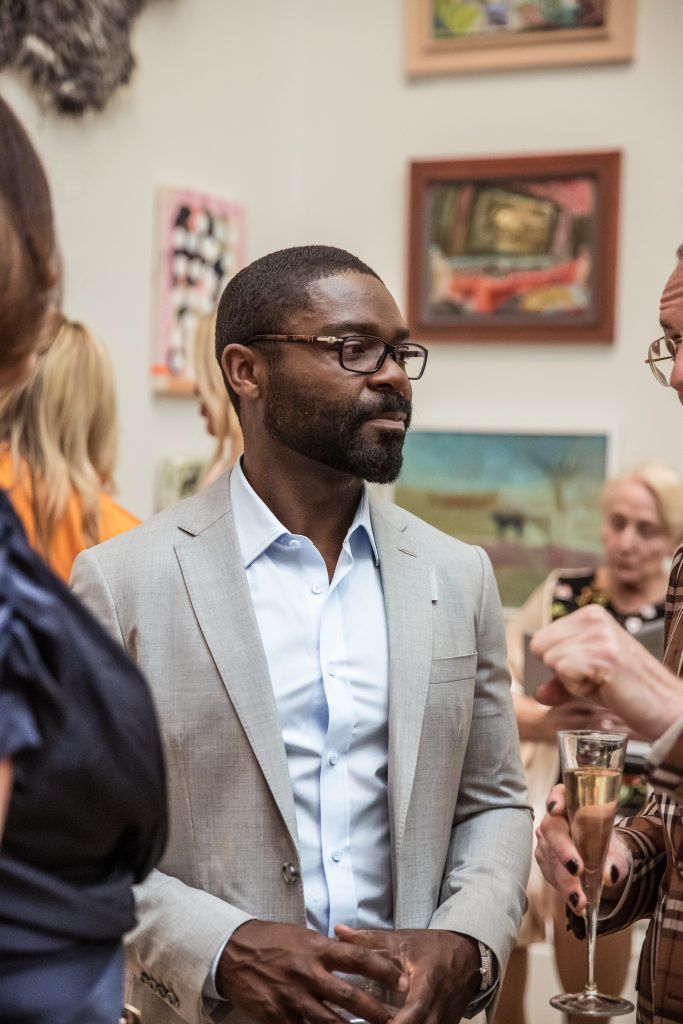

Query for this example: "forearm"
[513,691,552,742]
[126,869,255,1024]
[433,805,532,974]
[0,758,12,842]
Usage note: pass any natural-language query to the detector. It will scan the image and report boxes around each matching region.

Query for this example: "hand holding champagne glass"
[550,730,634,1018]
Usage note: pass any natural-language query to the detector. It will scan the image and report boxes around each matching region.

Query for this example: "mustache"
[360,393,412,427]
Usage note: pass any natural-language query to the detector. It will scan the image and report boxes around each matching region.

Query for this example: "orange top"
[0,450,140,582]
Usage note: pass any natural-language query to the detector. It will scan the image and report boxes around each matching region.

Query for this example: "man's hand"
[335,925,481,1024]
[530,605,683,740]
[216,920,407,1024]
[535,702,624,743]
[535,784,632,914]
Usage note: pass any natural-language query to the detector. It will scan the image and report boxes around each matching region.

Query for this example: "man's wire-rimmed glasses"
[646,335,681,386]
[243,334,429,380]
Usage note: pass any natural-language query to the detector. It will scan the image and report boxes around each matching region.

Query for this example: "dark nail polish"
[565,858,579,876]
[569,892,580,908]
[610,864,620,884]
[546,800,557,813]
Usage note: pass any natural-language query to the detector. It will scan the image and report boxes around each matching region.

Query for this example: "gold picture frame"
[405,0,636,77]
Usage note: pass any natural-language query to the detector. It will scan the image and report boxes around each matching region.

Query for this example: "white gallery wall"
[1,0,682,518]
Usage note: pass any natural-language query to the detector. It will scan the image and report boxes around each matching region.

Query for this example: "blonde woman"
[0,319,138,580]
[194,308,243,487]
[497,462,683,1024]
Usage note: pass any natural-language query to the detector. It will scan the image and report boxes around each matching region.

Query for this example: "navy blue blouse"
[0,491,167,955]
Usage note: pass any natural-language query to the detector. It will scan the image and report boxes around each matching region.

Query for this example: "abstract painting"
[405,0,636,76]
[151,186,246,395]
[432,0,608,38]
[407,151,620,342]
[395,430,609,606]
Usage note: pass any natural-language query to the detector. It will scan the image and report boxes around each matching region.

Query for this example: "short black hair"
[215,244,382,415]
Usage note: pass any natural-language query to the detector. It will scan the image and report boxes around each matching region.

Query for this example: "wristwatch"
[477,941,493,991]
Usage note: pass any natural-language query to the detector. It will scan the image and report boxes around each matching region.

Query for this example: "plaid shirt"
[599,548,683,1024]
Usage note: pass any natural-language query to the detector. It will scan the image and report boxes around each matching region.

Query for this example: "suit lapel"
[173,478,299,846]
[370,499,433,863]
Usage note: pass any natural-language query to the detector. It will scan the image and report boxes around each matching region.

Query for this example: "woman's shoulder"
[98,493,141,541]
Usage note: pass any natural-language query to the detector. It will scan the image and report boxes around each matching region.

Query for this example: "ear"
[221,344,264,404]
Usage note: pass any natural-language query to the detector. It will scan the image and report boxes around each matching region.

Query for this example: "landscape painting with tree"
[395,430,608,606]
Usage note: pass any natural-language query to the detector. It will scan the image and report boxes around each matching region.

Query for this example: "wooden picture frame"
[406,150,620,343]
[405,0,636,77]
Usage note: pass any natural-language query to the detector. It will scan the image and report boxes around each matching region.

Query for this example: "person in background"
[496,462,683,1024]
[193,308,243,488]
[0,318,139,581]
[0,94,166,1024]
[533,242,683,1024]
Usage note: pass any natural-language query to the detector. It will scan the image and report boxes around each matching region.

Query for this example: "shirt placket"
[316,545,357,933]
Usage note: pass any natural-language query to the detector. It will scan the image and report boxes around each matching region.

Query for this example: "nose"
[367,348,413,398]
[616,524,637,551]
[671,345,683,402]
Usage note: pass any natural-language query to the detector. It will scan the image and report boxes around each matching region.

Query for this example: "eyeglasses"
[646,335,681,387]
[243,334,429,380]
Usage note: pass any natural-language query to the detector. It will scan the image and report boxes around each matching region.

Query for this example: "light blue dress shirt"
[230,460,393,936]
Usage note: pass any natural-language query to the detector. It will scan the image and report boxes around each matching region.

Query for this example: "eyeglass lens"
[649,336,678,386]
[340,337,427,379]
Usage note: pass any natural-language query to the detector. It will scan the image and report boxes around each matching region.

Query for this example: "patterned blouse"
[597,549,683,1024]
[549,569,665,636]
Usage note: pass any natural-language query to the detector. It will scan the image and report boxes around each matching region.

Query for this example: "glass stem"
[584,873,602,997]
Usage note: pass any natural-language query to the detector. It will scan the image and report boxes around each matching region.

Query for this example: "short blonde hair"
[601,462,683,544]
[0,319,118,553]
[194,309,243,483]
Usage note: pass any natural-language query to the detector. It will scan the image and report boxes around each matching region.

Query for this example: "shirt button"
[331,850,342,863]
[288,539,300,549]
[328,666,336,677]
[312,584,323,594]
[329,753,339,765]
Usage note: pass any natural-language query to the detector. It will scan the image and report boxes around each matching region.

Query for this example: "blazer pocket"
[429,652,477,685]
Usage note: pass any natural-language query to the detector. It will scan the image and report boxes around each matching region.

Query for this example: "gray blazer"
[71,473,532,1024]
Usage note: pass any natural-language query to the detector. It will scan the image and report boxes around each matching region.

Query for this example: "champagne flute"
[550,730,634,1018]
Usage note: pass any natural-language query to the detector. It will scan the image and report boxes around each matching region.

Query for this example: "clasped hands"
[217,919,481,1024]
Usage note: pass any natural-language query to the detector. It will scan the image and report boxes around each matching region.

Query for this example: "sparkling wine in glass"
[550,730,634,1018]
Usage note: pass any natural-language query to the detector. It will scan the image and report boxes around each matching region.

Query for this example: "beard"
[263,368,412,484]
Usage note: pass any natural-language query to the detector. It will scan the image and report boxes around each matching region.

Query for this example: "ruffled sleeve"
[0,493,65,760]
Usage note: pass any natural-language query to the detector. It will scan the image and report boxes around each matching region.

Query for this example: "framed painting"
[151,186,246,396]
[407,150,620,343]
[405,0,636,77]
[395,429,610,607]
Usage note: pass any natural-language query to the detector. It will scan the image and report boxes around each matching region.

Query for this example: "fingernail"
[569,892,580,908]
[565,858,579,875]
[546,800,557,813]
[610,864,620,884]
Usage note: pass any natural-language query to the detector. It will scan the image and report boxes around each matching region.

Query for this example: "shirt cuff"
[201,937,231,1016]
[644,713,683,799]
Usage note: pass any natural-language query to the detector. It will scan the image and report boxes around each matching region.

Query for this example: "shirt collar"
[229,459,380,569]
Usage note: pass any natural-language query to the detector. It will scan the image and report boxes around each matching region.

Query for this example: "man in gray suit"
[72,245,531,1024]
